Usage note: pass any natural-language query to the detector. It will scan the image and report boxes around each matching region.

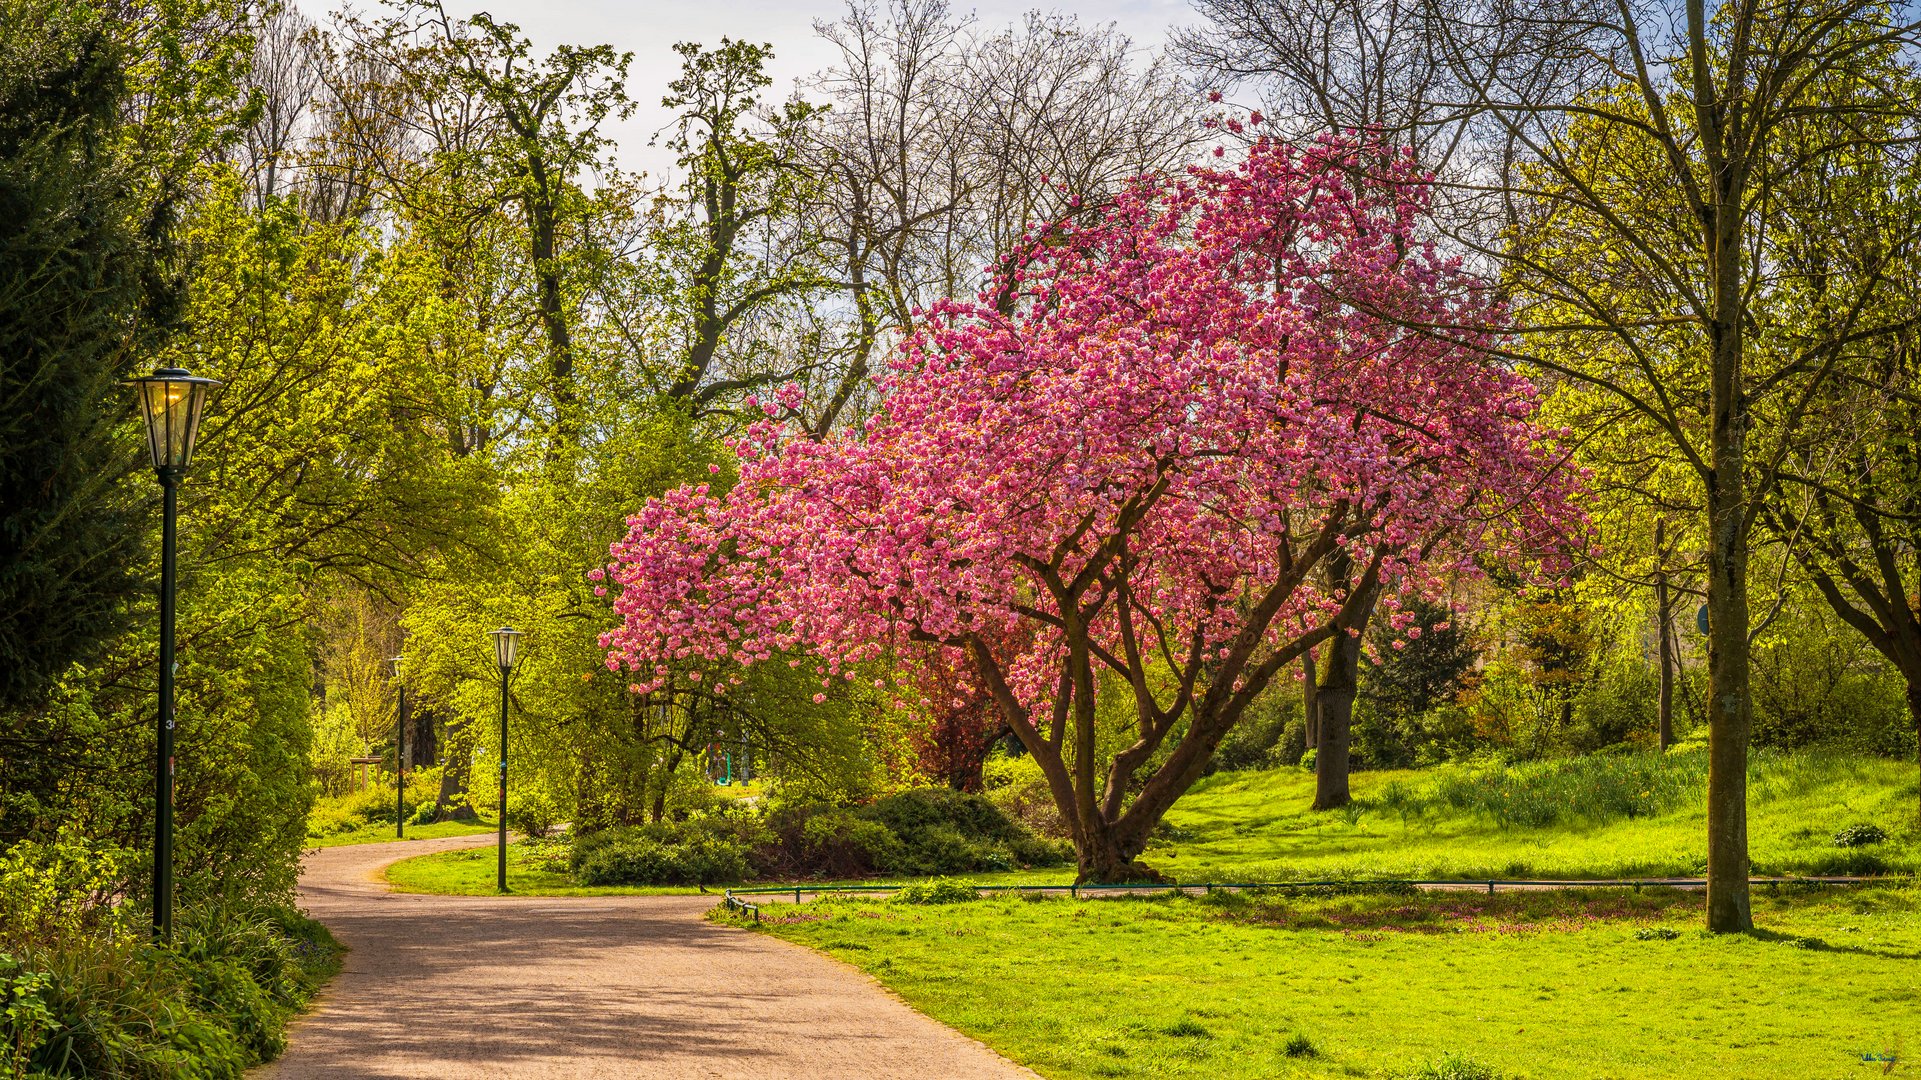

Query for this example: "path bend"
[260,836,1034,1079]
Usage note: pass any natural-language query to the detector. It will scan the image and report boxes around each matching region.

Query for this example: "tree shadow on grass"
[1744,926,1921,961]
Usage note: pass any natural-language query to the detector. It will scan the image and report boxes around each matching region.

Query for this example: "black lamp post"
[388,655,407,839]
[490,626,521,892]
[128,367,221,943]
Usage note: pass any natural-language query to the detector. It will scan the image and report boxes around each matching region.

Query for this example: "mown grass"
[306,818,496,849]
[1151,749,1917,881]
[723,882,1921,1080]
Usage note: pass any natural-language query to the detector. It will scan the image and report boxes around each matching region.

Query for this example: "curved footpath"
[259,836,1035,1080]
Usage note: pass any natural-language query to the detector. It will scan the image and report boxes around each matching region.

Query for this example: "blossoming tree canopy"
[597,135,1580,882]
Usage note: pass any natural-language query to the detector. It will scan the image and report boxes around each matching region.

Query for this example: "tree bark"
[1703,257,1754,933]
[1654,518,1674,752]
[1909,683,1921,829]
[1313,556,1381,811]
[1312,621,1366,810]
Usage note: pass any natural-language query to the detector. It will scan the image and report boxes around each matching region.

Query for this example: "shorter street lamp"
[388,656,407,839]
[128,367,221,943]
[490,627,522,892]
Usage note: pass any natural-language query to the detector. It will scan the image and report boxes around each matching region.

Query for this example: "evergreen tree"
[0,2,165,712]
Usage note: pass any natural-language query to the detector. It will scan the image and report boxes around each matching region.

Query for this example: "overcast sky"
[302,0,1198,176]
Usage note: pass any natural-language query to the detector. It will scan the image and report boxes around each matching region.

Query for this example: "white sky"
[305,0,1197,177]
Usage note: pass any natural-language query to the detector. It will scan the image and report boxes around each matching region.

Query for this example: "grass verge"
[719,882,1921,1080]
[382,836,706,896]
[306,818,497,848]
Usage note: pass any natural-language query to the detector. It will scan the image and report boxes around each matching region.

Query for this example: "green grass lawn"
[723,883,1921,1080]
[1148,752,1919,881]
[306,818,497,848]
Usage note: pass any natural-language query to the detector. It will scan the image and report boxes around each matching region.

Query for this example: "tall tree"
[1184,0,1921,932]
[598,138,1577,881]
[0,1,158,713]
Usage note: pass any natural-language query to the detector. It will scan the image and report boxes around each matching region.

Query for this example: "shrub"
[796,810,905,877]
[1832,823,1888,848]
[982,754,1070,839]
[1299,747,1318,773]
[575,839,686,886]
[506,790,560,838]
[891,878,981,904]
[752,788,1068,881]
[569,818,756,886]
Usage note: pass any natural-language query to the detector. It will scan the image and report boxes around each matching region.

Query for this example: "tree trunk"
[1074,819,1164,885]
[1908,682,1921,828]
[410,704,439,770]
[432,723,475,822]
[1703,275,1754,934]
[1312,622,1365,810]
[1655,519,1674,752]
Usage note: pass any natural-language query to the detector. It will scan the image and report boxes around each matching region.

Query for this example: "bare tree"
[793,1,1203,434]
[236,3,323,209]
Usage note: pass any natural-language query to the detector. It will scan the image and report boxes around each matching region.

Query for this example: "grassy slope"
[1150,754,1919,881]
[732,885,1921,1080]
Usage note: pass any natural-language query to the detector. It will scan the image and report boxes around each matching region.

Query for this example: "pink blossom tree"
[597,135,1579,882]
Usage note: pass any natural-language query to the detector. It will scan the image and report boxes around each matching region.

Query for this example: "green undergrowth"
[1,906,341,1078]
[719,881,1921,1079]
[306,773,497,846]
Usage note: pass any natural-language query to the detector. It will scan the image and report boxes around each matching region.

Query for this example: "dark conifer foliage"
[0,3,166,712]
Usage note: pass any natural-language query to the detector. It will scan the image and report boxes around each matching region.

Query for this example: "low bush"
[506,790,560,838]
[1832,823,1888,848]
[566,786,1069,886]
[756,788,1070,880]
[569,812,765,886]
[891,877,981,904]
[306,767,449,838]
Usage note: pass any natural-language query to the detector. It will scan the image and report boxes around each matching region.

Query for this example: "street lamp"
[489,626,521,892]
[388,656,407,839]
[128,366,221,943]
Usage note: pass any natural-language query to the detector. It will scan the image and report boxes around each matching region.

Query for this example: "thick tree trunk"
[1312,622,1365,810]
[410,705,438,770]
[1074,819,1164,885]
[1704,283,1754,934]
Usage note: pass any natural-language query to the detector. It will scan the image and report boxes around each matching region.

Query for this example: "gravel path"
[260,836,1035,1079]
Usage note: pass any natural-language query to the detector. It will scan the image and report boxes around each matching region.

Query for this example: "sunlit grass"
[725,882,1921,1079]
[305,819,496,849]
